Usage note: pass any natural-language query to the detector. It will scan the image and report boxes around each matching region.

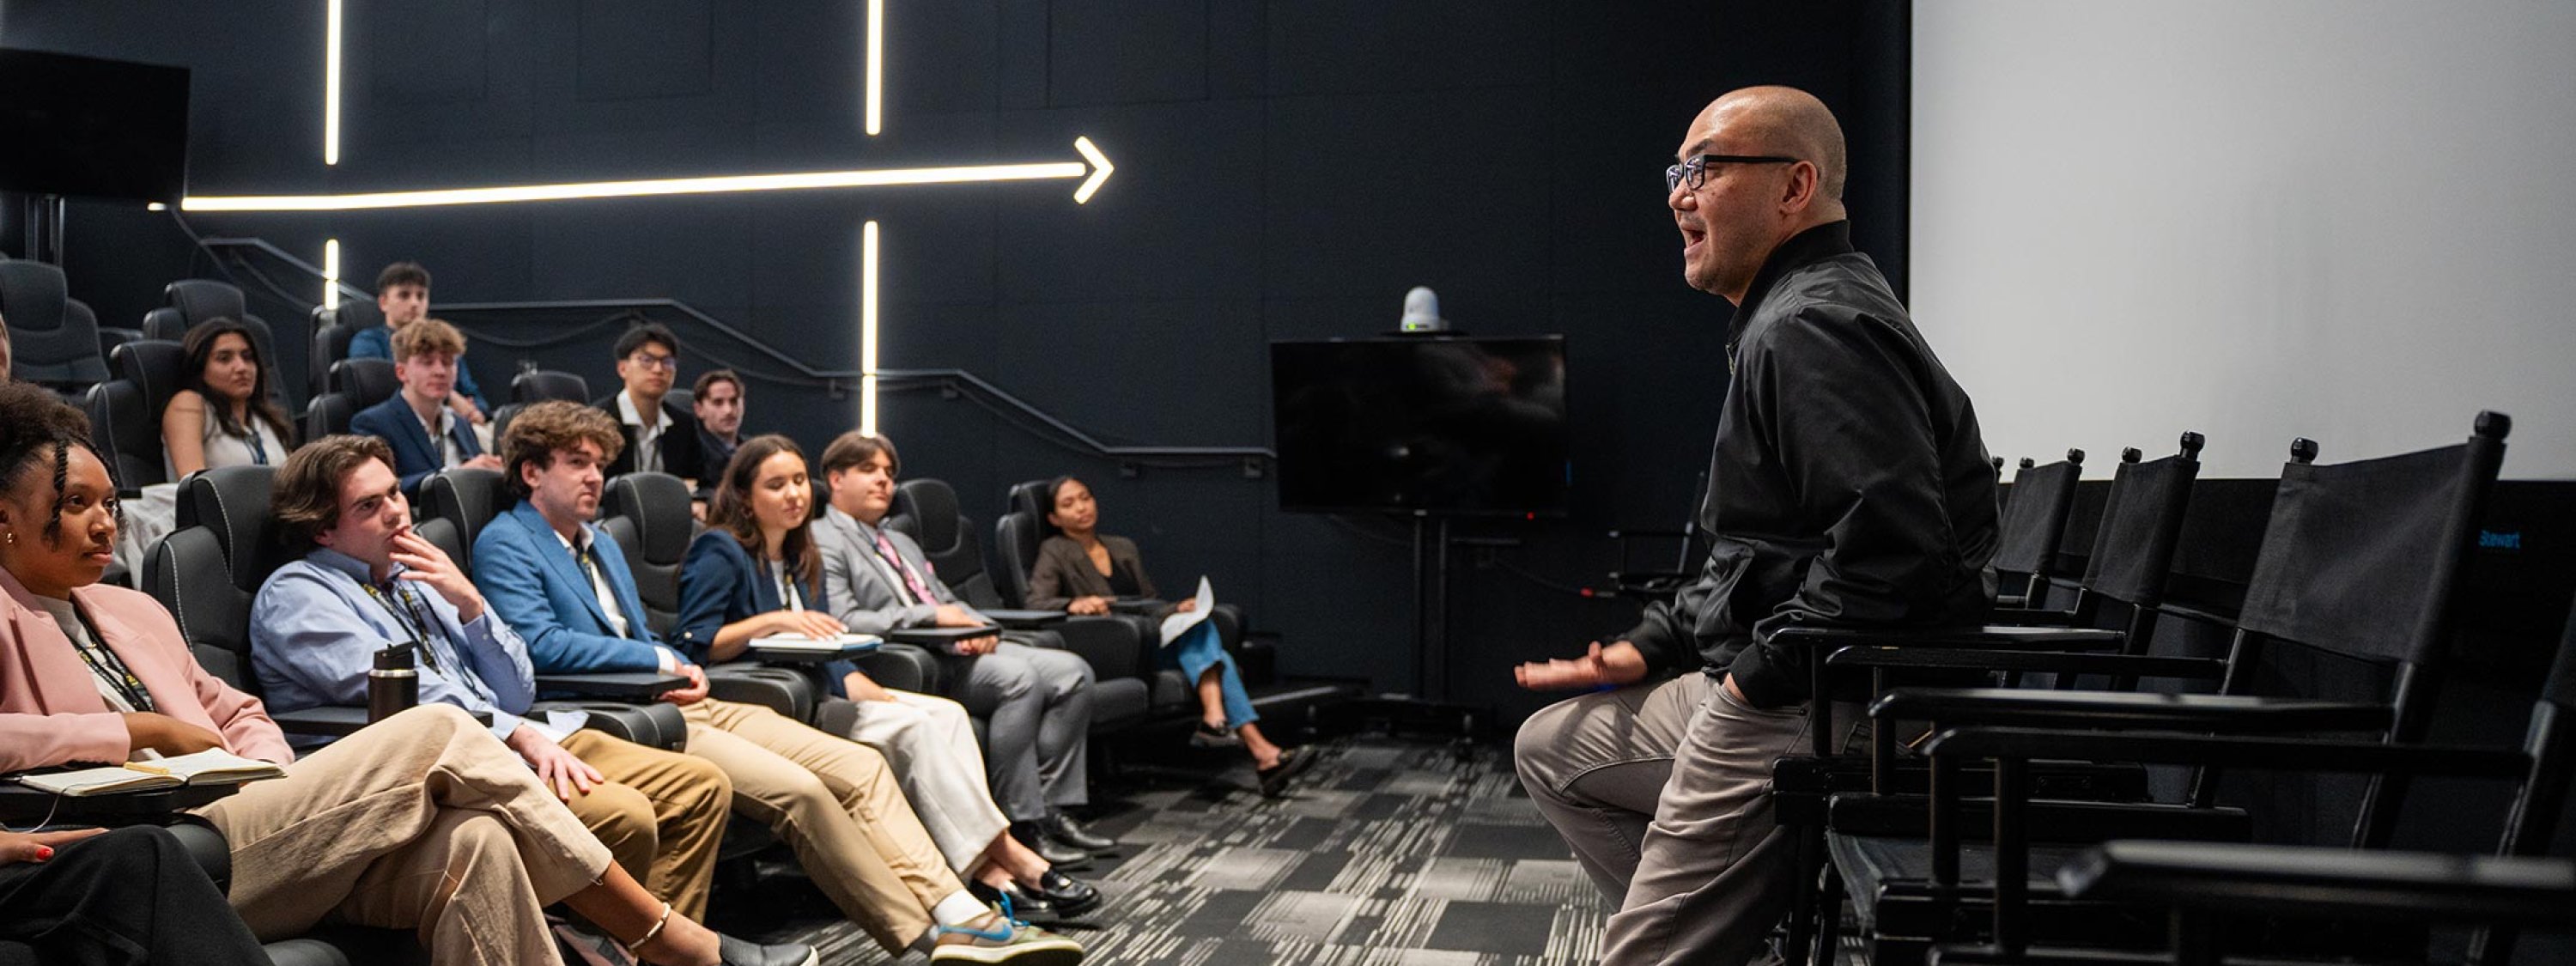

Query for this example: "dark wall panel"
[6,0,1910,731]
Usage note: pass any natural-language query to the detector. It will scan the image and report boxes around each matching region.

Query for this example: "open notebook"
[749,632,884,653]
[15,749,285,797]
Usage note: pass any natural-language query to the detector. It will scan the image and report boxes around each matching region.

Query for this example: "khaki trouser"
[556,728,732,920]
[197,704,613,966]
[679,697,968,953]
[1513,674,1715,902]
[1517,676,1863,966]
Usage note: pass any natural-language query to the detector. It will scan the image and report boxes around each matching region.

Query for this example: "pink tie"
[874,530,939,605]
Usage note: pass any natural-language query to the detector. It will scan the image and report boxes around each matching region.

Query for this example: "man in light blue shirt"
[248,434,736,921]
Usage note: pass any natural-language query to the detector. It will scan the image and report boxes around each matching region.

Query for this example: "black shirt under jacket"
[1619,221,2001,708]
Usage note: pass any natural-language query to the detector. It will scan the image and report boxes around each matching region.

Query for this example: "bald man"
[1510,87,1998,964]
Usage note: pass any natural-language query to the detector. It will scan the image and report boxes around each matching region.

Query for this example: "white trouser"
[839,690,1012,872]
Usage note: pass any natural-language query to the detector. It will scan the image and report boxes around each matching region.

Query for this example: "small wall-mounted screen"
[0,49,191,203]
[1270,335,1570,516]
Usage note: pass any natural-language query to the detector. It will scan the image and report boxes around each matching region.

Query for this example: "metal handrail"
[195,237,1274,461]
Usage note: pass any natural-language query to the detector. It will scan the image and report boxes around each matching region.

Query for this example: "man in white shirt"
[593,323,704,490]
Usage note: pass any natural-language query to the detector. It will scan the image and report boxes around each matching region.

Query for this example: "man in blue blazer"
[348,318,501,493]
[470,401,1083,961]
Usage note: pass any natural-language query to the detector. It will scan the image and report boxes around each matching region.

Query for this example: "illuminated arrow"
[165,137,1116,212]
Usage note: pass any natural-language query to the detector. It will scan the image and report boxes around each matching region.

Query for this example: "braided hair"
[0,382,120,545]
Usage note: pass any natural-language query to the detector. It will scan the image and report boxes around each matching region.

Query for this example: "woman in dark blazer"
[1025,476,1311,796]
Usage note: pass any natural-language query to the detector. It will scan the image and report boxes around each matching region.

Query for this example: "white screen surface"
[1911,1,2576,477]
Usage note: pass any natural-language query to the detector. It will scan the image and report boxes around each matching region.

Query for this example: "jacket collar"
[1727,219,1856,355]
[0,564,179,713]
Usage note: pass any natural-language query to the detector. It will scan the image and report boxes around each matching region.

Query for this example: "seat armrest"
[1981,606,2080,627]
[1871,688,2394,733]
[1767,623,2124,652]
[851,642,941,694]
[884,626,999,649]
[533,671,688,701]
[1046,615,1147,682]
[0,781,240,826]
[705,664,821,721]
[1826,647,2227,682]
[1924,726,2532,778]
[2061,841,2576,926]
[1826,793,2249,842]
[274,705,492,738]
[979,608,1067,629]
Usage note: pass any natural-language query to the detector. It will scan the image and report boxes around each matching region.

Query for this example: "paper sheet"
[1158,576,1218,647]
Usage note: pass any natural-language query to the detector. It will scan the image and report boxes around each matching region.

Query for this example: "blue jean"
[1163,622,1257,728]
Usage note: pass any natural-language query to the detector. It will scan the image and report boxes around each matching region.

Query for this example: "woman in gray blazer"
[1025,477,1312,796]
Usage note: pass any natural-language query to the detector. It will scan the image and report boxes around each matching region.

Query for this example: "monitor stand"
[1315,513,1486,748]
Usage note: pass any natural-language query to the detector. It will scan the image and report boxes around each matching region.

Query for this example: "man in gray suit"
[811,430,1117,866]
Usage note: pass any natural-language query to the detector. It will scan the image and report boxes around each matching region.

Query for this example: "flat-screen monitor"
[0,49,191,203]
[1270,335,1570,516]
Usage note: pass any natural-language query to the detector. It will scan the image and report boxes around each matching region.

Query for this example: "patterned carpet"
[708,735,1613,964]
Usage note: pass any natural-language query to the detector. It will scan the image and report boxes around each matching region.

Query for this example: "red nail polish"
[33,846,52,860]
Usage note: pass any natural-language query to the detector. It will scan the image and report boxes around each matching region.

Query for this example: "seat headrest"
[82,381,162,489]
[606,472,695,563]
[993,512,1038,608]
[423,468,505,550]
[302,392,357,439]
[143,526,256,674]
[0,260,69,330]
[140,307,187,343]
[1007,479,1051,524]
[112,340,190,418]
[166,280,247,326]
[513,370,590,404]
[892,479,962,553]
[177,465,289,592]
[331,358,400,407]
[335,298,384,331]
[415,517,469,577]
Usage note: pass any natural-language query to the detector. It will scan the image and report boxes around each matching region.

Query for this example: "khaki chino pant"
[197,704,614,966]
[556,727,732,920]
[678,696,970,954]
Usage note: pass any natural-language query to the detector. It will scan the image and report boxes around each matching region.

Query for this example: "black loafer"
[969,880,1059,921]
[1012,822,1094,870]
[1027,869,1102,920]
[1043,813,1118,854]
[718,933,819,966]
[1257,747,1317,798]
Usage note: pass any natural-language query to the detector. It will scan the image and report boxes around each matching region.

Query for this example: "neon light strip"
[323,239,342,310]
[860,221,881,435]
[865,0,884,136]
[178,159,1092,211]
[1072,137,1113,204]
[324,0,343,165]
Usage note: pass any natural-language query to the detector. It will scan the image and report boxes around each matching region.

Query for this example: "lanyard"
[361,580,448,673]
[244,425,270,465]
[67,607,155,713]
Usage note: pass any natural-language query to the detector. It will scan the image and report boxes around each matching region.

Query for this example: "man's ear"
[1781,161,1820,212]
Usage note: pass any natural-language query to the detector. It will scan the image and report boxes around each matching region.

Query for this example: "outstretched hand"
[1512,641,1648,692]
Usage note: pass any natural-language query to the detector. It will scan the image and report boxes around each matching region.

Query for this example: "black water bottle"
[368,642,420,723]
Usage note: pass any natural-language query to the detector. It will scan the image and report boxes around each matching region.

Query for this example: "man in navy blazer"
[348,317,501,492]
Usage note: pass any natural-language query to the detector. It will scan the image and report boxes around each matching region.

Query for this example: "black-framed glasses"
[627,352,677,371]
[1666,154,1801,192]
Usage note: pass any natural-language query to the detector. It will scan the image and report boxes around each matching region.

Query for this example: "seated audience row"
[0,382,818,966]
